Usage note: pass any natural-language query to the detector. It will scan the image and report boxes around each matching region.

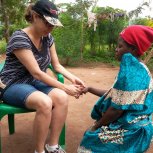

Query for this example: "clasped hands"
[64,84,86,99]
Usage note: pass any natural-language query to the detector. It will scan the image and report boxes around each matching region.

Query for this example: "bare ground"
[0,54,153,153]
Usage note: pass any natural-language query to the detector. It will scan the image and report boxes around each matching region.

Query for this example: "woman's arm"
[83,86,107,97]
[91,107,124,131]
[13,49,80,97]
[50,43,85,87]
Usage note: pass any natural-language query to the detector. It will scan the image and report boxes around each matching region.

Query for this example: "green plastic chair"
[0,61,65,153]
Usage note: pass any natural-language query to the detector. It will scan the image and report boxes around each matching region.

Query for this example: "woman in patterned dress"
[78,25,153,153]
[0,0,84,153]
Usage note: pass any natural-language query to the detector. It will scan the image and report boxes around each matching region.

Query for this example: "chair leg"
[8,114,15,135]
[0,115,15,153]
[59,125,65,148]
[0,121,2,153]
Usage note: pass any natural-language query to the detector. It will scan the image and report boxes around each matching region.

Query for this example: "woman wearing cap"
[77,25,153,153]
[0,0,85,153]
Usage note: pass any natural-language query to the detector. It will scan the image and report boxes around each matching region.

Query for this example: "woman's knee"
[26,92,52,113]
[49,88,69,106]
[36,97,52,113]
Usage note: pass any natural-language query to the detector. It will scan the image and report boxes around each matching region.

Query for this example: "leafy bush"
[0,39,7,54]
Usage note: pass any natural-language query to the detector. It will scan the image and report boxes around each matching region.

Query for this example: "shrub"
[0,39,7,54]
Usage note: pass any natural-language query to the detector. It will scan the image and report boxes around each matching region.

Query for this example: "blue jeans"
[2,80,54,108]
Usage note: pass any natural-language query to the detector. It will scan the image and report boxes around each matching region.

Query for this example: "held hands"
[63,84,88,99]
[73,86,90,98]
[67,76,91,98]
[70,76,86,98]
[64,84,83,98]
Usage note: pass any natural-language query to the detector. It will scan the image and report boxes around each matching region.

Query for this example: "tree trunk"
[80,15,84,60]
[4,13,10,43]
[65,57,70,66]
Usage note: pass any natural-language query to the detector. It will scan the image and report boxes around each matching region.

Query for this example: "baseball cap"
[32,0,63,27]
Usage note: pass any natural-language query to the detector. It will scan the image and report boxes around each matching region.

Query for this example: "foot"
[45,145,66,153]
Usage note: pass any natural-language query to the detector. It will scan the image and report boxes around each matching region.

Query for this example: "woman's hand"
[63,84,82,98]
[72,76,85,87]
[71,77,87,98]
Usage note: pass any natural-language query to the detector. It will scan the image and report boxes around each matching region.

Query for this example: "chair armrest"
[0,62,64,83]
[0,61,5,71]
[48,64,64,83]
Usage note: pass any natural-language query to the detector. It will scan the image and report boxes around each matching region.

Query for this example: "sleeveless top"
[0,30,54,86]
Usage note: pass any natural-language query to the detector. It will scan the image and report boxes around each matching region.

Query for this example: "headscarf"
[120,25,153,56]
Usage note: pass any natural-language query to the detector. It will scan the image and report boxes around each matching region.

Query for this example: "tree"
[87,6,128,56]
[128,1,150,18]
[66,0,95,60]
[0,0,32,42]
[52,4,82,65]
[57,0,95,60]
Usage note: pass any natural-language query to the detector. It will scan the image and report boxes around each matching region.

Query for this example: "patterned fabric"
[77,147,92,153]
[0,30,53,86]
[105,88,148,105]
[78,53,153,153]
[98,126,128,144]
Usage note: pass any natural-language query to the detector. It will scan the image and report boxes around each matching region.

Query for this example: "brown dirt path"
[1,62,153,153]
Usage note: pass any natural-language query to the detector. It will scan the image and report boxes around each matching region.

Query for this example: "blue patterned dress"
[78,53,153,153]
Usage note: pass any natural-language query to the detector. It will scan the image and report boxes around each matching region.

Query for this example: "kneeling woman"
[0,0,84,153]
[78,25,153,153]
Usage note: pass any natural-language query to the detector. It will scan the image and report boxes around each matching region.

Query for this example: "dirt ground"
[0,55,153,153]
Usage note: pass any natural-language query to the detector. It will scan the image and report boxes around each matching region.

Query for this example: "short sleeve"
[7,30,32,54]
[48,33,54,48]
[109,53,151,111]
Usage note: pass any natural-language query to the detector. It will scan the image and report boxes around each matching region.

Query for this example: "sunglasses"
[36,13,54,28]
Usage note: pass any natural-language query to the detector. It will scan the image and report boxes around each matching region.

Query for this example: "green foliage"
[0,0,152,66]
[0,25,4,39]
[0,39,7,54]
[0,0,30,41]
[131,18,153,27]
[52,11,82,65]
[85,6,128,59]
[9,22,28,36]
[65,0,94,18]
[52,1,95,65]
[83,49,120,66]
[0,0,28,20]
[147,58,153,71]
